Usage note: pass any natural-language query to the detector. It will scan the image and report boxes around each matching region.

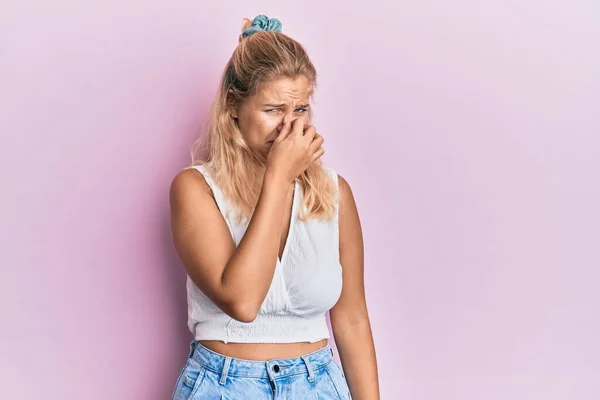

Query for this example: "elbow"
[233,312,258,324]
[218,275,259,323]
[223,298,259,323]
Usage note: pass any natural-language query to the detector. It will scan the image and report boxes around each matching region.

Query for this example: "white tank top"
[184,164,342,343]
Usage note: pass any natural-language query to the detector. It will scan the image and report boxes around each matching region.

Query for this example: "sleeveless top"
[183,164,343,343]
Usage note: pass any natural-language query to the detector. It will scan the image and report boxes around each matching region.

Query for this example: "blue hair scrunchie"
[242,14,283,38]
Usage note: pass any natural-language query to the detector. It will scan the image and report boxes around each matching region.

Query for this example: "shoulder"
[169,165,213,205]
[337,174,355,217]
[321,165,352,199]
[321,165,346,188]
[332,171,357,221]
[330,171,362,254]
[320,166,356,218]
[336,173,351,195]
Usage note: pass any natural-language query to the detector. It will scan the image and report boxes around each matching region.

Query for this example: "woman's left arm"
[330,174,380,400]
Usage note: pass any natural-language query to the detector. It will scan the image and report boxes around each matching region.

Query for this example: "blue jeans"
[171,340,352,399]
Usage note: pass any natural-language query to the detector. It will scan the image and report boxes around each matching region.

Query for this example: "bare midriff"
[199,338,328,361]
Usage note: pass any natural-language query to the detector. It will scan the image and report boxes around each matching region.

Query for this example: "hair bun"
[241,14,283,38]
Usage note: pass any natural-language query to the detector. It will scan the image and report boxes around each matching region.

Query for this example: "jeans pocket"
[325,361,351,400]
[171,359,207,400]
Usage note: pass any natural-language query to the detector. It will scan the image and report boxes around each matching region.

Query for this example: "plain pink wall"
[1,1,599,399]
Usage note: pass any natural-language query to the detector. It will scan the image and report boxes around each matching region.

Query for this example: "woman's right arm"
[169,167,290,323]
[169,118,324,323]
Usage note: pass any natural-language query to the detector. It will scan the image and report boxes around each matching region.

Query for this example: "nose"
[278,114,300,131]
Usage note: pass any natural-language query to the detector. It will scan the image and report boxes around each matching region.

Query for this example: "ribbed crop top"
[183,164,343,343]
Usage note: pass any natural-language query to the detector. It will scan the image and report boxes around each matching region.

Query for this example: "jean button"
[272,364,280,373]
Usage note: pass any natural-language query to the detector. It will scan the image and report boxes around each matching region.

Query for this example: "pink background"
[1,1,599,399]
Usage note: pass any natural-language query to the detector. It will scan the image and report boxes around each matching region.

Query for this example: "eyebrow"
[263,103,310,108]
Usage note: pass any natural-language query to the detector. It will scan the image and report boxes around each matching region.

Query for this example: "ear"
[228,88,239,119]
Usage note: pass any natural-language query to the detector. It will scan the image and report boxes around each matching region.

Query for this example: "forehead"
[252,76,312,104]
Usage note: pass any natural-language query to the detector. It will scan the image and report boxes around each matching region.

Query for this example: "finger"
[311,146,325,162]
[274,121,292,143]
[303,125,317,143]
[291,118,305,136]
[309,133,324,152]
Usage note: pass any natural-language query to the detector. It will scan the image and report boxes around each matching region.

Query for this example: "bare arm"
[330,174,380,399]
[169,167,290,323]
[170,119,324,323]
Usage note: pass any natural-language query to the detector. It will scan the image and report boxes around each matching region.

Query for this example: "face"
[231,75,312,162]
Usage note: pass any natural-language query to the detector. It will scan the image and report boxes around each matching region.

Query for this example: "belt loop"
[301,356,315,382]
[188,340,197,359]
[220,356,232,385]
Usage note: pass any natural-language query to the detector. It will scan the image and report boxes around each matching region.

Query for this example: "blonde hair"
[190,17,337,224]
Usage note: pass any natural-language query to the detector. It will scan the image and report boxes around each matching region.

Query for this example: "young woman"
[169,14,379,399]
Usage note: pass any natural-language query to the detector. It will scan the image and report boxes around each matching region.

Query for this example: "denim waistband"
[187,340,335,382]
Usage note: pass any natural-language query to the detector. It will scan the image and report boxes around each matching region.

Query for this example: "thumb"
[274,121,292,143]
